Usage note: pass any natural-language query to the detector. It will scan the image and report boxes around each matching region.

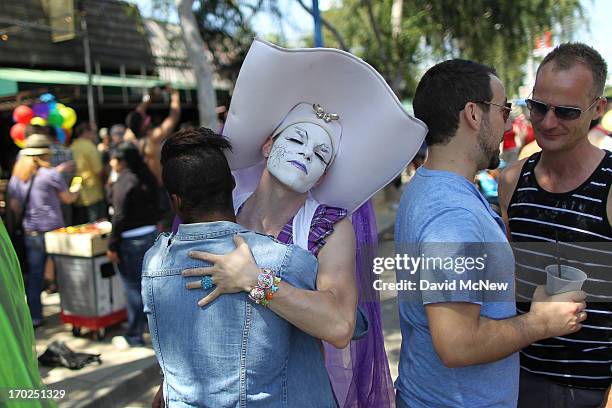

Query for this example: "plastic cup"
[545,265,587,295]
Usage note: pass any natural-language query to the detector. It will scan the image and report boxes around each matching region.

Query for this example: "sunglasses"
[526,97,600,121]
[461,100,512,122]
[474,100,512,122]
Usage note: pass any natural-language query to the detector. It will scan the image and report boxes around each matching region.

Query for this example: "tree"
[318,0,584,99]
[191,0,263,85]
[158,0,273,126]
[176,0,217,128]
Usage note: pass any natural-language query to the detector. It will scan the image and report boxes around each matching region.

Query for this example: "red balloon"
[10,123,26,141]
[13,105,34,125]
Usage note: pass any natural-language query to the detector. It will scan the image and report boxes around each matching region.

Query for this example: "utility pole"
[313,0,323,47]
[79,6,96,126]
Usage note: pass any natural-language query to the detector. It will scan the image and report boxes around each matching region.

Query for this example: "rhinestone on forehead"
[313,103,339,123]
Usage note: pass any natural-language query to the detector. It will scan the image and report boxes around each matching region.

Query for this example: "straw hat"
[224,39,428,213]
[21,133,51,156]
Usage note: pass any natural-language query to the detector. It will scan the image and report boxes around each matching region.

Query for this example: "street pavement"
[35,186,403,407]
[36,292,160,407]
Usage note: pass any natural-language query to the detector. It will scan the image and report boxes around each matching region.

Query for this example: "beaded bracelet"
[248,269,281,307]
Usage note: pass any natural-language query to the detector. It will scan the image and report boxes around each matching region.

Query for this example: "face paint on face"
[267,122,333,193]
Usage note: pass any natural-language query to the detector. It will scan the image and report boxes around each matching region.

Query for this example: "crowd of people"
[5,86,181,344]
[0,39,610,408]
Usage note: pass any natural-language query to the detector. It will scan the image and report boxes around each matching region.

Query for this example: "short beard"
[477,115,500,170]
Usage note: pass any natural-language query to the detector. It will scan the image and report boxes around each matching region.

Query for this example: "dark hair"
[74,122,93,139]
[125,111,144,139]
[111,142,158,201]
[161,127,235,217]
[413,59,497,146]
[539,43,607,97]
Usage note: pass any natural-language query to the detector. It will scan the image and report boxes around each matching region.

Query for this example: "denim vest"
[142,221,336,407]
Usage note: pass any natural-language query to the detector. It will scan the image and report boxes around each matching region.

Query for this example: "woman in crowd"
[106,142,159,347]
[8,133,79,328]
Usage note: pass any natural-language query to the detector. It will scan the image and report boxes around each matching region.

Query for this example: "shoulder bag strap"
[20,174,36,226]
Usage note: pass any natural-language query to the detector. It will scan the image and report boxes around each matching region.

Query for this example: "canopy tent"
[0,67,197,97]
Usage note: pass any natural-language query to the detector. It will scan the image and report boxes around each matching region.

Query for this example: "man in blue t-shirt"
[394,59,588,407]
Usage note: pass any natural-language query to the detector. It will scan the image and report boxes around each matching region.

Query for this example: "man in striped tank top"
[500,43,611,407]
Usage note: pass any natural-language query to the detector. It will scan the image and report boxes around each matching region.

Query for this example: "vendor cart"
[45,223,126,340]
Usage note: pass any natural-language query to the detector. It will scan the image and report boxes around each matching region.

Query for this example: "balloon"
[39,93,56,103]
[58,106,77,128]
[10,123,26,142]
[13,105,34,124]
[55,103,65,110]
[32,103,49,119]
[48,102,56,112]
[55,127,66,144]
[63,128,72,145]
[47,109,64,127]
[30,117,47,126]
[14,139,26,149]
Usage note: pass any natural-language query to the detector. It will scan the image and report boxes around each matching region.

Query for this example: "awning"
[0,67,196,96]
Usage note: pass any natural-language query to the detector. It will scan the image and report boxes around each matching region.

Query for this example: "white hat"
[224,39,428,213]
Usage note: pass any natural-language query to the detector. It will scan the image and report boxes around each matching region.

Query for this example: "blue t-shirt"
[394,166,518,408]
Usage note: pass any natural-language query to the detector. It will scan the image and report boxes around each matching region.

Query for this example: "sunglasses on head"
[526,97,600,121]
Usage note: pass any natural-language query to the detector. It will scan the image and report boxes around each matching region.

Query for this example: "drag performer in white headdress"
[184,39,427,407]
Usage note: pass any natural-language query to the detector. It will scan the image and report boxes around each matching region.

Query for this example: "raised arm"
[123,93,152,143]
[135,92,152,116]
[150,88,181,144]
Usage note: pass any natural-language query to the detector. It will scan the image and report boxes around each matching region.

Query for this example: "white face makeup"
[267,122,333,193]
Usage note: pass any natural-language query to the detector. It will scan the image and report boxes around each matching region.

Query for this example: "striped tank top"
[508,150,612,389]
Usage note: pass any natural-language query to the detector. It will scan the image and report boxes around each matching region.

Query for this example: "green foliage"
[192,0,259,84]
[320,1,422,96]
[321,0,584,99]
[149,0,268,85]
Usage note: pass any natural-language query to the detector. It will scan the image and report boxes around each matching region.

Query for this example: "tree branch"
[295,0,349,51]
[361,0,391,79]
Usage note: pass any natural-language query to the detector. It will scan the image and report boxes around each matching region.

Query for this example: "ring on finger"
[201,276,215,290]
